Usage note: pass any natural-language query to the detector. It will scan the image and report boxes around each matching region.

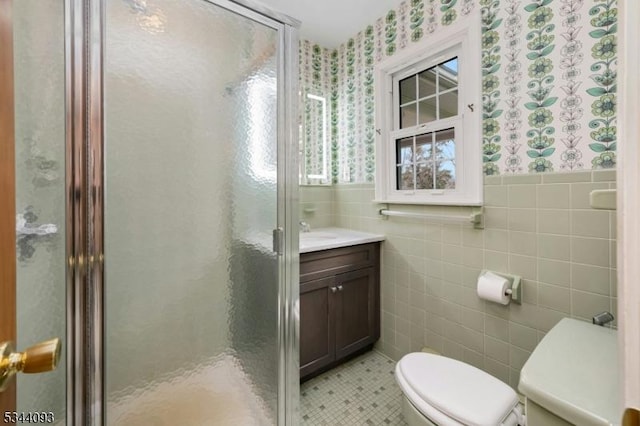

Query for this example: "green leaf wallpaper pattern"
[346,38,356,181]
[364,27,376,182]
[441,0,459,25]
[558,0,585,170]
[525,0,557,173]
[410,0,426,41]
[587,0,617,169]
[331,50,339,182]
[503,0,524,173]
[481,0,502,175]
[385,10,398,56]
[301,0,617,183]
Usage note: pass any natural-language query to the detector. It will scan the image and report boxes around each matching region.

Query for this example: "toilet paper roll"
[477,271,511,305]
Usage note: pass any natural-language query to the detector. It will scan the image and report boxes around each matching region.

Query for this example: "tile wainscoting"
[299,169,617,389]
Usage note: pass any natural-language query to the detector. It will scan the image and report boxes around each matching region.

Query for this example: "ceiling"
[255,0,405,48]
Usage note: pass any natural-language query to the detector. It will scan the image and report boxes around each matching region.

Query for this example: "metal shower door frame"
[64,0,299,424]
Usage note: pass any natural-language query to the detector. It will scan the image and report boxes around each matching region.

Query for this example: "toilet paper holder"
[479,270,522,304]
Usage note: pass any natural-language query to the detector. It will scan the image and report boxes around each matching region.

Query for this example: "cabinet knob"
[330,286,337,293]
[337,285,344,291]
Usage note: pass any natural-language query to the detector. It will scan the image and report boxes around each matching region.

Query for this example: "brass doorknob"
[0,338,61,392]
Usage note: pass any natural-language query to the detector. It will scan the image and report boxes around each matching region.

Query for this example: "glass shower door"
[11,0,67,423]
[104,1,283,424]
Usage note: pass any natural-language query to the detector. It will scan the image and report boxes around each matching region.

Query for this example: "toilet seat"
[396,353,520,426]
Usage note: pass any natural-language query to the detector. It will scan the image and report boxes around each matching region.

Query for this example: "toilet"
[395,353,525,426]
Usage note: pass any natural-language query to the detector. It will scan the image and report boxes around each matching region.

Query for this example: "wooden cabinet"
[300,243,380,381]
[300,276,335,378]
[334,268,376,359]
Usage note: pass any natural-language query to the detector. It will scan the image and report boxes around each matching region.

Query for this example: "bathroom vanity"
[299,228,384,380]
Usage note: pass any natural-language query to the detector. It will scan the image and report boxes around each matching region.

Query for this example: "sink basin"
[298,227,385,253]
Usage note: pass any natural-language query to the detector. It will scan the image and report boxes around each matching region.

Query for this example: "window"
[374,12,482,205]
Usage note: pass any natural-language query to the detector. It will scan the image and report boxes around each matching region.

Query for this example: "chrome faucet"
[299,221,311,233]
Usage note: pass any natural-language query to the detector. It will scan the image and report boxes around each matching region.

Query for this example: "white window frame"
[374,11,482,205]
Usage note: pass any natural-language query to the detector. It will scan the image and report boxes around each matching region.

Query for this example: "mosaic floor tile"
[300,350,407,425]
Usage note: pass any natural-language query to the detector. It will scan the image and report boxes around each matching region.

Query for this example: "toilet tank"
[519,318,619,426]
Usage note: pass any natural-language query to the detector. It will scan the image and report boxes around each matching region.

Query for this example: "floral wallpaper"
[299,0,617,183]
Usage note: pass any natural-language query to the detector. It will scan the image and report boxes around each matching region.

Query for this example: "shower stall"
[1,0,299,424]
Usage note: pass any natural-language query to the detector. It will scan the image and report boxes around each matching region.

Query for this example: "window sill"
[372,198,483,207]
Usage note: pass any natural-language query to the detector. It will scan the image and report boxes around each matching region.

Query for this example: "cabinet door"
[300,276,336,378]
[335,267,377,359]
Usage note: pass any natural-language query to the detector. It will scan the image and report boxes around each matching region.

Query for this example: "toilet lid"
[397,353,518,426]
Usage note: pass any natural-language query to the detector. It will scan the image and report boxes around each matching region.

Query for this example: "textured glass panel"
[105,1,279,424]
[400,103,417,128]
[418,98,437,124]
[440,90,458,118]
[14,0,66,421]
[399,75,416,103]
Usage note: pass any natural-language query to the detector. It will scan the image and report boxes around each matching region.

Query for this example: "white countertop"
[519,318,619,426]
[299,227,385,253]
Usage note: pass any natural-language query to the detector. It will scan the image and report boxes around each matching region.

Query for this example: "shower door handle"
[0,338,62,392]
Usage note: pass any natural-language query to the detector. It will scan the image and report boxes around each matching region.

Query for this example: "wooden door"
[334,267,377,359]
[300,276,336,379]
[0,0,16,413]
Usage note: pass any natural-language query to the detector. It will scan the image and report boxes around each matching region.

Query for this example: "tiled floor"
[300,350,407,425]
